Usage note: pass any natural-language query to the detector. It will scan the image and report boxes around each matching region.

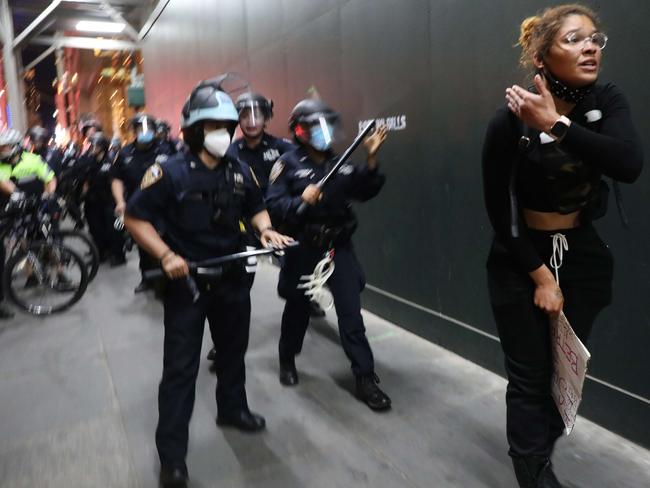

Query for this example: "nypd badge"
[269,160,284,184]
[140,163,163,189]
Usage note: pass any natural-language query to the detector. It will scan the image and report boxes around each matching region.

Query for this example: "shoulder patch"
[269,160,284,184]
[140,163,163,189]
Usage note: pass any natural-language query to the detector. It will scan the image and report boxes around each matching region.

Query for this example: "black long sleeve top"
[482,83,643,272]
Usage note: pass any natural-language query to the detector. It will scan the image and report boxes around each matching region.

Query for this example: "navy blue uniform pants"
[156,278,251,469]
[277,242,374,376]
[487,225,613,459]
[85,200,124,259]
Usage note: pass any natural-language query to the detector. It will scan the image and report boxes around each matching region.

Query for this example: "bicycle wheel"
[3,241,89,315]
[57,230,100,282]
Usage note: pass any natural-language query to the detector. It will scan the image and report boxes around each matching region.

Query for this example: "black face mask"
[540,68,594,104]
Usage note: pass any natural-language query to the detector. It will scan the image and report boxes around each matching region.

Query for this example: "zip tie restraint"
[549,233,568,285]
[298,249,335,310]
[114,216,124,231]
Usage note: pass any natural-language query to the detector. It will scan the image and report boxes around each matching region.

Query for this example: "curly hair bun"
[519,15,541,50]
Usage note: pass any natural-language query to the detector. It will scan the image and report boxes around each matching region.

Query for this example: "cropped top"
[482,83,643,272]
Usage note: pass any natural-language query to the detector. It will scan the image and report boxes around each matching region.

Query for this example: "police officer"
[231,91,326,314]
[204,92,300,365]
[124,79,292,488]
[266,99,391,411]
[111,113,168,292]
[0,127,59,316]
[83,132,126,266]
[229,92,294,192]
[26,126,64,177]
[108,135,122,162]
[155,119,181,156]
[78,117,102,154]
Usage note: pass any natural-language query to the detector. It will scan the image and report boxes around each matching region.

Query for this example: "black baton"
[143,241,300,282]
[296,119,377,216]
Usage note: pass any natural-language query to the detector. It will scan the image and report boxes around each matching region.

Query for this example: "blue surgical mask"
[309,123,334,151]
[137,131,154,145]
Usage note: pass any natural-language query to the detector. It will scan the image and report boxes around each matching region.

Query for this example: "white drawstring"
[549,233,569,285]
[298,249,335,310]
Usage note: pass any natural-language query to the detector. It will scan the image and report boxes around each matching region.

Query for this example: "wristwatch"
[549,115,571,141]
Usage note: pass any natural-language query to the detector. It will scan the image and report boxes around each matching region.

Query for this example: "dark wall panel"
[142,0,650,447]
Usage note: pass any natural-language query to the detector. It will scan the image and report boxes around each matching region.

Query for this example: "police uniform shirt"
[126,152,266,262]
[110,141,169,198]
[227,133,294,192]
[265,146,386,229]
[157,138,182,157]
[85,154,115,204]
[45,147,64,177]
[0,151,55,197]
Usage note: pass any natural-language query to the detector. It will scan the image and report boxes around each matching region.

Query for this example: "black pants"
[487,224,613,458]
[278,241,374,376]
[85,200,124,259]
[155,278,251,470]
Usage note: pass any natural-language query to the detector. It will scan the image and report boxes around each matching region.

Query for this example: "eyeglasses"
[561,31,608,50]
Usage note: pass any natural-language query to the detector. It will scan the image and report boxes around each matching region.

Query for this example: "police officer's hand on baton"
[259,226,295,248]
[295,119,381,215]
[301,185,322,206]
[160,250,190,279]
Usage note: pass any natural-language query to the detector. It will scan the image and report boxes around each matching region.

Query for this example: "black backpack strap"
[508,114,532,238]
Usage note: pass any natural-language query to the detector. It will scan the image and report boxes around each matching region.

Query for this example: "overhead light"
[76,20,125,33]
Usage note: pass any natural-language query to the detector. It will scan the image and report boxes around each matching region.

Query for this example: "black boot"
[279,357,299,386]
[159,465,188,488]
[355,373,391,411]
[216,409,266,432]
[512,456,564,488]
[0,304,14,319]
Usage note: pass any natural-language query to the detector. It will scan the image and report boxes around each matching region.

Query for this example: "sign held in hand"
[550,312,591,435]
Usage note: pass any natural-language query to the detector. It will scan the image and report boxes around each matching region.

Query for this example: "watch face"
[551,120,569,138]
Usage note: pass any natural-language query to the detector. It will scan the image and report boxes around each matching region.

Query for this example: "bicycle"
[1,195,89,315]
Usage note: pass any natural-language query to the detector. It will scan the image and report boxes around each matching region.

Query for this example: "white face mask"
[203,128,231,158]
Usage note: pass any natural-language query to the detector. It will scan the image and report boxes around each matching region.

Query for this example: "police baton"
[143,241,300,282]
[296,119,376,216]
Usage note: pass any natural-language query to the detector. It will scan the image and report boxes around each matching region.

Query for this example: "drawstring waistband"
[549,233,568,284]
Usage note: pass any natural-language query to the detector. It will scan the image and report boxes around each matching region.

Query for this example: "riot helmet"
[235,92,273,138]
[78,117,102,139]
[289,99,341,151]
[130,113,157,146]
[180,77,239,157]
[89,132,110,159]
[155,119,171,139]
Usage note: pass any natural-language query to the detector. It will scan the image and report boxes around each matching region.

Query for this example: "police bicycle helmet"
[0,128,23,162]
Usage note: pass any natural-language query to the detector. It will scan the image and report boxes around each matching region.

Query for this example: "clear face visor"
[238,101,267,129]
[134,119,155,144]
[305,114,341,150]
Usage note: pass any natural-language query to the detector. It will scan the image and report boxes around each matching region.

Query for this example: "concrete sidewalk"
[0,258,648,488]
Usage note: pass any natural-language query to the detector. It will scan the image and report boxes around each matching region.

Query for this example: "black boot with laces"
[512,456,564,488]
[355,373,391,411]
